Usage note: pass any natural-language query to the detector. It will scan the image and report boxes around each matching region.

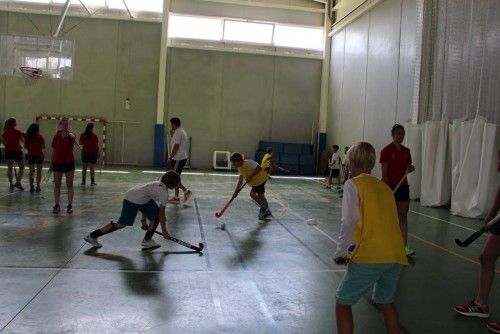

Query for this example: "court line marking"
[0,242,86,333]
[0,166,129,174]
[409,210,477,232]
[409,233,500,275]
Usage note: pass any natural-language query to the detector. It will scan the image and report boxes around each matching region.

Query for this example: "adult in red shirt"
[25,123,45,193]
[79,123,99,186]
[2,118,25,191]
[380,124,415,256]
[51,118,76,214]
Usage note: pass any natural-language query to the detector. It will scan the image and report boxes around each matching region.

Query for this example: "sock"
[144,230,154,241]
[89,229,102,239]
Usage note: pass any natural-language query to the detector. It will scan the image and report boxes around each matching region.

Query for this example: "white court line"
[142,170,324,180]
[0,266,346,274]
[0,166,129,173]
[210,281,226,326]
[409,210,477,232]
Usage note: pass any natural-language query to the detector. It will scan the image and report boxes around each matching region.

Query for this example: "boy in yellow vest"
[261,147,273,175]
[333,142,408,334]
[230,152,271,220]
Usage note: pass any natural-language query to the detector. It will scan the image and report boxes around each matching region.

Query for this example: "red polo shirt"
[2,128,23,152]
[52,131,75,164]
[79,133,99,153]
[380,142,412,187]
[26,134,45,156]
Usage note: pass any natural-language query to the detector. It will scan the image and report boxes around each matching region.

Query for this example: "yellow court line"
[409,233,500,274]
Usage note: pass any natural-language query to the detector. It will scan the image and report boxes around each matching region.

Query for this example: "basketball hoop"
[19,66,44,86]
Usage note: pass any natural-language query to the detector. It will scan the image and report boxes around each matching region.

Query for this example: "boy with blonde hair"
[230,152,271,220]
[334,142,408,334]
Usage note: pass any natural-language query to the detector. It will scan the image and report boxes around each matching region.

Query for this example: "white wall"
[326,0,417,176]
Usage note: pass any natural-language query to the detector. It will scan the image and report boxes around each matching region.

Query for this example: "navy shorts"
[81,152,98,164]
[393,185,410,202]
[117,199,159,226]
[5,150,23,161]
[330,169,340,178]
[52,163,75,173]
[26,154,43,164]
[251,181,266,195]
[169,159,187,175]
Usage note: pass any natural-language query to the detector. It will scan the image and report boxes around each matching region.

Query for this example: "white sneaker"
[84,234,102,248]
[141,238,161,250]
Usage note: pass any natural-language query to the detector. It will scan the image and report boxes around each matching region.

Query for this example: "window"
[125,0,162,13]
[168,15,222,41]
[223,20,273,44]
[273,25,324,50]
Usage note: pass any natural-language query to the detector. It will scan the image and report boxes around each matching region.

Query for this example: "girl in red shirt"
[79,123,99,186]
[51,118,76,214]
[25,123,45,193]
[380,124,415,256]
[2,118,25,191]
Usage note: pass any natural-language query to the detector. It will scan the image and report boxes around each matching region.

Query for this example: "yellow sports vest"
[239,160,269,186]
[261,153,272,169]
[350,174,408,265]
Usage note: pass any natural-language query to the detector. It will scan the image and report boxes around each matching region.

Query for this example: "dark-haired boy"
[84,171,181,250]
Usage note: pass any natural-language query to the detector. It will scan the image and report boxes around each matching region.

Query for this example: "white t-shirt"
[171,126,188,161]
[124,181,169,206]
[244,160,259,169]
[329,152,340,170]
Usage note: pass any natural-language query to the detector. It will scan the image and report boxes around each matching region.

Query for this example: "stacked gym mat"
[255,141,315,176]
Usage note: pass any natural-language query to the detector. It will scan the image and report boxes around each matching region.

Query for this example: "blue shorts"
[117,199,159,226]
[336,263,402,306]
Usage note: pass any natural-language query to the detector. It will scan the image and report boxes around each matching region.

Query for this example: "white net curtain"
[407,0,500,218]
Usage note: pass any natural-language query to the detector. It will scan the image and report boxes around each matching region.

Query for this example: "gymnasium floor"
[0,167,498,334]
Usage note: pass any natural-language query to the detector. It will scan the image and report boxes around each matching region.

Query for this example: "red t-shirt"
[26,134,45,156]
[380,142,412,187]
[52,131,75,164]
[79,133,99,153]
[2,128,23,152]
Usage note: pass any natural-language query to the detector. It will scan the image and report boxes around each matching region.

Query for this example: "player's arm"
[158,204,169,238]
[169,144,179,160]
[381,162,389,184]
[334,180,359,264]
[233,175,244,198]
[485,186,500,226]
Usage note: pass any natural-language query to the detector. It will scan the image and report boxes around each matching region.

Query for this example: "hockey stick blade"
[455,228,485,247]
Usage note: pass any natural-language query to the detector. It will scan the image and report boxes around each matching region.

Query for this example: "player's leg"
[476,234,500,306]
[29,161,35,193]
[90,160,96,185]
[7,159,14,189]
[65,170,74,213]
[140,200,161,249]
[373,264,403,334]
[16,157,24,183]
[81,160,88,185]
[84,199,135,248]
[335,304,354,334]
[53,171,63,213]
[35,162,42,191]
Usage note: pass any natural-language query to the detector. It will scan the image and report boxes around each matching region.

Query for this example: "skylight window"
[273,25,324,50]
[223,20,273,44]
[168,15,223,41]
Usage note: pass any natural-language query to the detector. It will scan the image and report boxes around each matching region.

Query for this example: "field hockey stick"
[455,215,500,247]
[140,225,203,252]
[215,181,248,218]
[40,168,52,199]
[273,165,290,173]
[392,171,409,193]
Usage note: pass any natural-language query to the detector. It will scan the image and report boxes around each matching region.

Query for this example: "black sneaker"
[91,181,97,186]
[52,204,61,214]
[67,204,73,214]
[14,182,24,191]
[9,184,14,191]
[81,179,86,186]
[30,185,35,193]
[35,186,41,193]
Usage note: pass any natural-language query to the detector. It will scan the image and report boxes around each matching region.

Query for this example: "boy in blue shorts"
[84,171,181,250]
[333,142,408,334]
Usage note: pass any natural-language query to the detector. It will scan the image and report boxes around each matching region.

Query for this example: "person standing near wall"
[380,124,415,256]
[79,123,99,186]
[25,123,45,193]
[166,117,192,205]
[2,118,25,191]
[52,118,76,214]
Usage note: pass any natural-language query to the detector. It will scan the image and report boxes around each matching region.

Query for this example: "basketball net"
[19,66,43,86]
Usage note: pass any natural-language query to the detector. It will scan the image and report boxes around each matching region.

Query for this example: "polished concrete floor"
[0,167,498,333]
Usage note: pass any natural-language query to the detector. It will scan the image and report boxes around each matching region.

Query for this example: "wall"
[165,49,321,168]
[0,12,160,165]
[326,0,417,176]
[0,11,322,168]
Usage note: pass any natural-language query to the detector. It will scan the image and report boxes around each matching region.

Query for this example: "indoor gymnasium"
[0,0,499,333]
